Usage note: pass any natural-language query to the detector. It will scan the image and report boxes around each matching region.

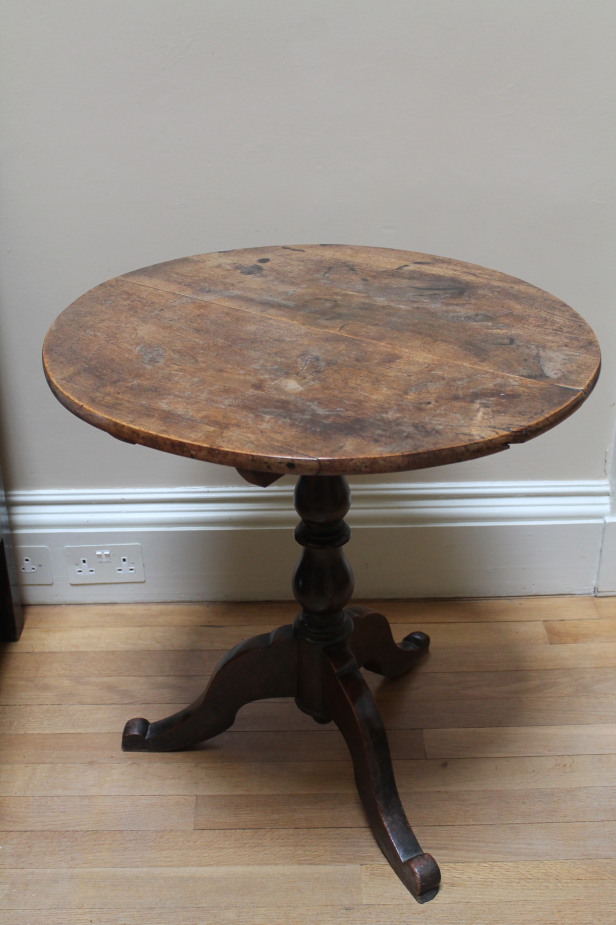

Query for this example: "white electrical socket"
[65,544,145,584]
[17,546,54,585]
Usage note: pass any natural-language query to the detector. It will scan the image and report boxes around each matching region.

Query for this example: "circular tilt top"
[43,244,600,477]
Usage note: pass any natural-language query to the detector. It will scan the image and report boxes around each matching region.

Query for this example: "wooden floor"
[1,596,616,924]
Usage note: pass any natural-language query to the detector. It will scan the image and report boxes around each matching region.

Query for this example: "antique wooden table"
[43,244,600,902]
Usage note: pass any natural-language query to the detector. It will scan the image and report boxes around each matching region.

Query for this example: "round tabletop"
[43,244,601,477]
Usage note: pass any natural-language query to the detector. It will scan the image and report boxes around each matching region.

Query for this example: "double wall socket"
[65,544,145,584]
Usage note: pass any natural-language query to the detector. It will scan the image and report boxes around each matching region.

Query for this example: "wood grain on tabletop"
[42,244,600,477]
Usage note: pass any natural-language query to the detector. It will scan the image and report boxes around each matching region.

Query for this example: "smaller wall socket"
[65,544,145,585]
[17,546,54,585]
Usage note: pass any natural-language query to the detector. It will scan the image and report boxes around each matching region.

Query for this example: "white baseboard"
[9,480,611,604]
[597,514,616,595]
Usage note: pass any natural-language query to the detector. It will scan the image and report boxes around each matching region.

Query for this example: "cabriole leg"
[122,623,296,751]
[323,642,441,902]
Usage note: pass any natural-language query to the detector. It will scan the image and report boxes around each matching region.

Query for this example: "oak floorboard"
[0,648,221,678]
[545,616,616,645]
[2,753,615,797]
[6,787,616,832]
[23,601,296,628]
[595,597,616,617]
[2,904,615,925]
[424,723,616,758]
[405,640,616,671]
[2,821,615,868]
[5,665,616,705]
[23,595,601,628]
[6,639,616,678]
[194,785,616,828]
[362,859,616,903]
[0,909,350,925]
[0,729,425,763]
[1,694,612,734]
[0,795,196,831]
[0,865,361,910]
[9,618,548,652]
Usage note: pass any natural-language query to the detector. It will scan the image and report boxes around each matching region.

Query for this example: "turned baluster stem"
[292,475,355,645]
[292,475,355,721]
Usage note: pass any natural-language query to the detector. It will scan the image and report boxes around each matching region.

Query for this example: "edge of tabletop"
[41,340,600,478]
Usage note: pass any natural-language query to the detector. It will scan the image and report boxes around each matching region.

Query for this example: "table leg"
[324,641,440,902]
[348,605,431,678]
[122,623,296,751]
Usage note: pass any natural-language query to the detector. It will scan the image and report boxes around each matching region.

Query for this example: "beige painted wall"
[1,0,614,493]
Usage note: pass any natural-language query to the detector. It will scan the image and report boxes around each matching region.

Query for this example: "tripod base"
[123,605,440,902]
